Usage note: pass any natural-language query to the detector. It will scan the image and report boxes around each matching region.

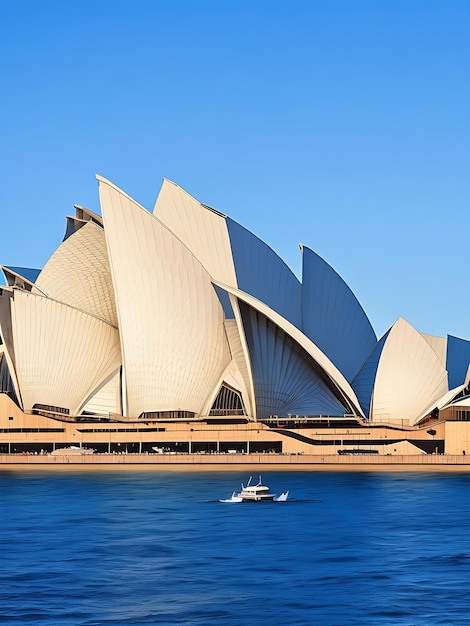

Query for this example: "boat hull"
[238,494,274,501]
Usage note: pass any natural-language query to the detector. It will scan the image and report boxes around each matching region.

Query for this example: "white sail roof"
[421,333,447,366]
[215,281,364,418]
[153,179,237,287]
[81,368,121,416]
[372,318,449,425]
[11,290,121,415]
[36,221,117,327]
[418,384,467,422]
[211,319,254,417]
[98,175,231,418]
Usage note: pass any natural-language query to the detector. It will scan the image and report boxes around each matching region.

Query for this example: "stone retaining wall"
[2,452,470,471]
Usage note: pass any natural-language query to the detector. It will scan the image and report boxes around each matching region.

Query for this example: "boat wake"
[219,492,290,503]
[219,492,243,503]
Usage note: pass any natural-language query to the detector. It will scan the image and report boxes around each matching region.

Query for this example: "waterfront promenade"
[2,452,470,471]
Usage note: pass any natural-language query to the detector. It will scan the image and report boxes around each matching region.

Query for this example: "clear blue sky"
[1,0,469,340]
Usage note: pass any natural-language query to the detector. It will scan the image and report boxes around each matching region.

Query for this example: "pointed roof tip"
[96,175,151,215]
[160,177,196,197]
[395,318,444,338]
[157,178,227,218]
[95,174,130,198]
[299,243,312,255]
[96,174,125,195]
[390,316,432,335]
[299,243,324,259]
[388,316,408,331]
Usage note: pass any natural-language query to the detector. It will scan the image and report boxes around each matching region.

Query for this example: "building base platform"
[2,452,470,472]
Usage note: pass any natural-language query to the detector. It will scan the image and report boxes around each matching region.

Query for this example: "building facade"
[1,176,469,457]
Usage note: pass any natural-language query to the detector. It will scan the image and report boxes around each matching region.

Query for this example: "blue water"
[1,470,470,625]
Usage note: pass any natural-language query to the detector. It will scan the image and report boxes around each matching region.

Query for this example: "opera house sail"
[1,175,470,460]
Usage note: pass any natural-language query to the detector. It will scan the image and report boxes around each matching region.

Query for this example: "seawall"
[2,452,470,472]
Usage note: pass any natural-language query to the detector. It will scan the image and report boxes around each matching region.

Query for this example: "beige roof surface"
[11,290,121,415]
[153,179,237,286]
[98,176,231,418]
[216,280,364,418]
[419,384,467,421]
[372,318,449,425]
[211,318,255,417]
[421,333,447,366]
[36,221,118,327]
[81,368,121,415]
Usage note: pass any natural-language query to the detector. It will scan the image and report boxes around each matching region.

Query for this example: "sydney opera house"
[1,175,470,461]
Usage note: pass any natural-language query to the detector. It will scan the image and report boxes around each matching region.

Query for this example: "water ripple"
[2,471,470,624]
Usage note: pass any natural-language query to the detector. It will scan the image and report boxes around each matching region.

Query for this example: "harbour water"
[1,470,470,625]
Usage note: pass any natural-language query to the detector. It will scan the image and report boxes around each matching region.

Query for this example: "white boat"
[219,476,289,502]
[238,476,275,501]
[220,476,289,502]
